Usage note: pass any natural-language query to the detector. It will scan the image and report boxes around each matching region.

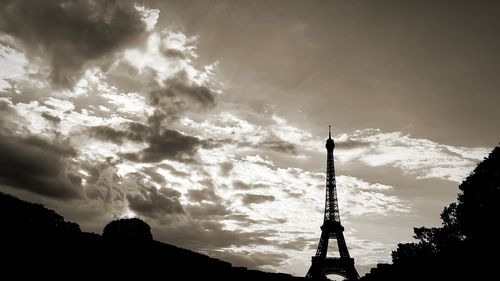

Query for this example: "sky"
[0,0,499,277]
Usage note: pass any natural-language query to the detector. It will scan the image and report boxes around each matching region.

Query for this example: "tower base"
[306,256,359,280]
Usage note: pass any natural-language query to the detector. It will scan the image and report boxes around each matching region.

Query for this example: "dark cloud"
[0,100,12,111]
[186,182,230,218]
[161,48,186,59]
[150,72,216,108]
[224,136,297,155]
[159,163,190,177]
[260,140,297,154]
[233,180,267,190]
[80,157,118,187]
[219,162,234,176]
[87,123,146,144]
[88,126,129,145]
[198,178,215,188]
[188,188,222,203]
[0,0,147,88]
[158,187,182,199]
[241,194,275,205]
[127,186,185,219]
[86,119,207,163]
[123,128,204,162]
[85,63,218,164]
[141,167,166,185]
[75,157,133,216]
[145,71,217,124]
[41,112,61,123]
[128,121,150,135]
[0,134,81,199]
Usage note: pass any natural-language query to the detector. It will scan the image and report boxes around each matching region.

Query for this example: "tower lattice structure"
[306,126,359,280]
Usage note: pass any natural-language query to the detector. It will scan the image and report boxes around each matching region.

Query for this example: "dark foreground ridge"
[361,146,500,281]
[0,192,304,280]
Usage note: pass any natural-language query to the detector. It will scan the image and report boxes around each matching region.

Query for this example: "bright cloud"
[336,129,490,183]
[135,4,160,31]
[0,43,28,90]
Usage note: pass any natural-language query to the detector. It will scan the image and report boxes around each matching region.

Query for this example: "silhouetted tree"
[102,218,153,243]
[362,146,500,281]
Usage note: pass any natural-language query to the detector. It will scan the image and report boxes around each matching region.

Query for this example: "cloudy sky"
[1,0,499,276]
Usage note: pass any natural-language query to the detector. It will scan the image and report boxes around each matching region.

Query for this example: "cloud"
[88,126,130,145]
[115,30,218,123]
[179,112,317,156]
[233,180,267,190]
[122,30,213,84]
[159,163,190,177]
[335,138,370,150]
[259,139,297,154]
[86,120,207,163]
[123,128,205,162]
[278,236,316,251]
[0,0,149,88]
[241,194,275,205]
[141,167,167,185]
[219,162,234,176]
[150,72,216,108]
[159,31,198,59]
[127,186,185,219]
[134,4,159,32]
[185,183,232,218]
[186,203,231,218]
[87,123,145,145]
[146,71,217,123]
[41,112,61,123]
[335,129,490,183]
[101,90,154,118]
[337,176,410,217]
[346,236,398,270]
[0,134,81,199]
[154,220,271,251]
[188,187,222,203]
[0,43,28,90]
[210,250,287,270]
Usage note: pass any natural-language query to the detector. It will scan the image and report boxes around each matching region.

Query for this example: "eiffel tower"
[306,126,359,280]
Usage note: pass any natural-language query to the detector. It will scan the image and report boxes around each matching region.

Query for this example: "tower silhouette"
[306,126,359,280]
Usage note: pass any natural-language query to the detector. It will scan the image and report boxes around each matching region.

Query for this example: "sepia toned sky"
[1,0,499,277]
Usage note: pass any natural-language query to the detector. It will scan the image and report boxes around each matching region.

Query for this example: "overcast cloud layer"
[0,0,497,277]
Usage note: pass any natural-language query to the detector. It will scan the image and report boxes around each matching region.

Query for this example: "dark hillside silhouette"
[362,146,500,281]
[0,192,303,280]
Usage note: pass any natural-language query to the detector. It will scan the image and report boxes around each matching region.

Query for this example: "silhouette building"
[306,126,359,280]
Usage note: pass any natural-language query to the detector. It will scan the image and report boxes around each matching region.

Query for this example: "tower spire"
[329,125,331,139]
